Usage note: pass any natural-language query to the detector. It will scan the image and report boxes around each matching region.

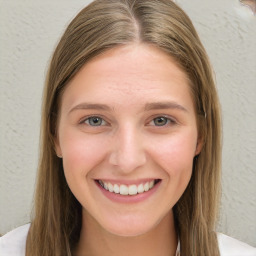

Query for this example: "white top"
[0,224,256,256]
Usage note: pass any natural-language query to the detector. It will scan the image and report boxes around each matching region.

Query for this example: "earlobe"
[56,152,62,158]
[195,137,204,156]
[54,136,62,158]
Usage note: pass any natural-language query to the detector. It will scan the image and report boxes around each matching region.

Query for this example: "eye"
[149,116,175,126]
[153,116,168,126]
[83,116,107,126]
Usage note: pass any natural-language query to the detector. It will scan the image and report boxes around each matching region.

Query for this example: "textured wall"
[0,0,255,246]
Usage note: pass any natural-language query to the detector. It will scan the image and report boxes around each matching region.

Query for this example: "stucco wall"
[0,0,255,246]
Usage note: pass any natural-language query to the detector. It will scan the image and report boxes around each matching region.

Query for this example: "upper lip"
[95,178,161,186]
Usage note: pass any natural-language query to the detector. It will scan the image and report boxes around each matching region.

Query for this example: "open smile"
[96,179,161,196]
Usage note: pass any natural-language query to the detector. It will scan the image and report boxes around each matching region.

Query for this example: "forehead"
[78,43,189,85]
[60,43,194,111]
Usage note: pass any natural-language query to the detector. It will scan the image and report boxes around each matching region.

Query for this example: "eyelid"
[147,115,177,126]
[79,115,109,126]
[78,114,178,127]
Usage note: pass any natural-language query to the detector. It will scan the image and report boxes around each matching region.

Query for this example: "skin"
[55,44,202,256]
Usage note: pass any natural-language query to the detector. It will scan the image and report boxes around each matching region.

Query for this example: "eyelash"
[148,116,177,127]
[80,116,108,127]
[80,115,177,127]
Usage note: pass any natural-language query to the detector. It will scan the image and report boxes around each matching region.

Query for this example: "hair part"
[26,1,222,255]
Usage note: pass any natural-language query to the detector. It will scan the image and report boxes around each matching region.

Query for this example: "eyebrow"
[144,102,188,112]
[69,103,112,114]
[69,101,188,114]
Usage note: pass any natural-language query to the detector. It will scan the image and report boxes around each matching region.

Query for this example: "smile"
[97,179,160,196]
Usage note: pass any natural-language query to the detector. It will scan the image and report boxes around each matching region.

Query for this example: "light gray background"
[0,0,255,247]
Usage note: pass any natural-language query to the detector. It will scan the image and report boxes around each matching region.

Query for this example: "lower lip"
[95,180,161,204]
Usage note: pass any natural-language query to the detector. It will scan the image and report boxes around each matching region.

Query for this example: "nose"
[109,125,147,174]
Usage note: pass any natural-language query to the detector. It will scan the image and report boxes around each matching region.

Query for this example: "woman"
[0,0,255,255]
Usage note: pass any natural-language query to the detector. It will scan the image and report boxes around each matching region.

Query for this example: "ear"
[54,135,62,158]
[195,136,204,156]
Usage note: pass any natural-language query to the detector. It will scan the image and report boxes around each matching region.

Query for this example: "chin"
[102,216,157,237]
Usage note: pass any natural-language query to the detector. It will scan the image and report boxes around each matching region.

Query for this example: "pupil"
[155,117,167,126]
[90,117,102,126]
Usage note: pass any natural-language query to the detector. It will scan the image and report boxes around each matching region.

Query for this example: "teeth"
[99,180,104,187]
[113,184,119,194]
[104,182,108,190]
[120,185,129,195]
[128,185,137,195]
[108,183,114,192]
[137,183,144,194]
[98,180,157,196]
[144,182,149,192]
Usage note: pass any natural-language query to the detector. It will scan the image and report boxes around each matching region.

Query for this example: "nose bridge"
[109,123,146,173]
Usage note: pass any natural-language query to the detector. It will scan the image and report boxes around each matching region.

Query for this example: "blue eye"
[153,116,168,126]
[84,116,106,126]
[150,116,175,126]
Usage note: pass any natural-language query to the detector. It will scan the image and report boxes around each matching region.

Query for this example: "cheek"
[149,131,197,177]
[148,132,196,205]
[59,130,109,176]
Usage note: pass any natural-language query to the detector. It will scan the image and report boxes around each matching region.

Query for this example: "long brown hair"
[26,0,222,255]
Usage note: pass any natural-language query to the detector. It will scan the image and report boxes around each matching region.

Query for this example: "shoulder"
[0,224,30,256]
[218,233,256,256]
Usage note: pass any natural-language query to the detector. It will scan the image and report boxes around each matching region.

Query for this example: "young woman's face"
[55,44,202,237]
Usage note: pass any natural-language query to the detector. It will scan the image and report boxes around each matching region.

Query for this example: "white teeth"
[120,185,129,195]
[108,183,114,192]
[137,183,144,194]
[98,180,158,196]
[144,182,149,192]
[128,185,138,195]
[113,184,119,194]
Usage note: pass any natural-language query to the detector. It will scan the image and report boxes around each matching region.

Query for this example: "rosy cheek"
[60,131,108,175]
[149,133,196,176]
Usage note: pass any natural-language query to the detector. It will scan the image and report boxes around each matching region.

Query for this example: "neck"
[74,211,178,256]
